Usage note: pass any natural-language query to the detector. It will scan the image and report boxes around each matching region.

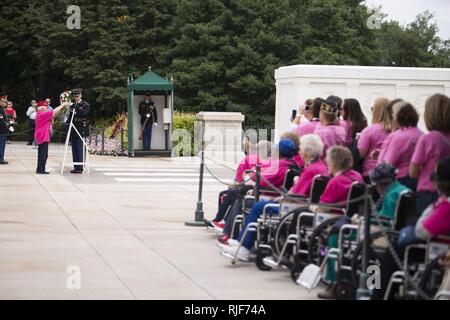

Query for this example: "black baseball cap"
[430,158,450,182]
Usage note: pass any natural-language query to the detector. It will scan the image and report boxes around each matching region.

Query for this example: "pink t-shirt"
[290,160,329,197]
[320,170,363,204]
[411,131,450,192]
[422,197,450,238]
[292,154,304,169]
[294,120,320,137]
[357,123,390,177]
[235,153,259,183]
[252,158,294,188]
[34,111,53,145]
[340,120,353,146]
[378,127,423,179]
[314,124,347,156]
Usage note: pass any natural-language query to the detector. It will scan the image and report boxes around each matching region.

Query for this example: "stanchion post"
[185,150,206,227]
[357,186,372,300]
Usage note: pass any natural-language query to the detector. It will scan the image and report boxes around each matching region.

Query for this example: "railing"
[86,126,128,156]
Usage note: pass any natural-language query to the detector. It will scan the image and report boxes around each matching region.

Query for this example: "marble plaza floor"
[0,142,320,300]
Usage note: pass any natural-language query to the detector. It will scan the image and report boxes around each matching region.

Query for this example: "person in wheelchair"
[317,163,409,299]
[220,134,328,257]
[309,146,363,298]
[373,157,450,300]
[212,138,299,234]
[370,163,411,221]
[205,139,271,229]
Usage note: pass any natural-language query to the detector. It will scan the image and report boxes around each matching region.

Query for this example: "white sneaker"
[228,239,240,247]
[222,245,250,261]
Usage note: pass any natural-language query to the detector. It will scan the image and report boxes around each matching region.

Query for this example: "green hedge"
[173,111,196,156]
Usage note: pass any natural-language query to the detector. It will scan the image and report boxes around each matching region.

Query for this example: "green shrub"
[173,111,196,156]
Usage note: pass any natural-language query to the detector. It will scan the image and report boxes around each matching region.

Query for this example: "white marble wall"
[275,65,450,140]
[195,112,245,163]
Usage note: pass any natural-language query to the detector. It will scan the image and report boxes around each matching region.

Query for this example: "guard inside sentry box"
[132,93,173,156]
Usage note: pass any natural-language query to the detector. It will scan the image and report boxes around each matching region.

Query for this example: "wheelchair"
[325,190,417,299]
[384,235,450,300]
[221,164,301,264]
[254,175,331,273]
[295,182,367,290]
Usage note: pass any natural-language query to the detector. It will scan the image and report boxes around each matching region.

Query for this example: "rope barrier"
[203,153,239,172]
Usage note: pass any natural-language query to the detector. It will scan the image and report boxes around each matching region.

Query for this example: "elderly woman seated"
[221,134,329,260]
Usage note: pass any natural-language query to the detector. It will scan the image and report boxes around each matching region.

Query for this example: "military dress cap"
[320,99,339,113]
[71,88,83,95]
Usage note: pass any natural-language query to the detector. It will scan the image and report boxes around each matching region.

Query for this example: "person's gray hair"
[300,134,324,160]
[326,146,353,171]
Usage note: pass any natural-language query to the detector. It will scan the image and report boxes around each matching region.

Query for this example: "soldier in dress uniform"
[66,88,90,173]
[138,93,158,151]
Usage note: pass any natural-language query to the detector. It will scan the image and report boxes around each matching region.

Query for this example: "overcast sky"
[365,0,450,39]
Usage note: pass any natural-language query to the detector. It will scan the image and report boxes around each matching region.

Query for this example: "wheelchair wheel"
[274,210,296,255]
[418,255,446,299]
[255,248,273,271]
[350,230,399,287]
[307,217,343,266]
[333,280,356,300]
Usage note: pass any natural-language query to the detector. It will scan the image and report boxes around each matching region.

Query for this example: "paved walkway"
[0,143,320,300]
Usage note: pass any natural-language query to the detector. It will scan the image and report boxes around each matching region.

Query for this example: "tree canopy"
[0,0,448,125]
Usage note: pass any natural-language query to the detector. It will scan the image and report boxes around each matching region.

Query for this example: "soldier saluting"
[138,93,158,151]
[67,88,90,174]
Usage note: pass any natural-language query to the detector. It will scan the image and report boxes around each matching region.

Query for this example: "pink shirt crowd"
[377,126,424,179]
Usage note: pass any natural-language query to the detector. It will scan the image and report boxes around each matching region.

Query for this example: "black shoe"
[70,169,83,174]
[27,142,32,145]
[36,171,50,175]
[0,160,8,165]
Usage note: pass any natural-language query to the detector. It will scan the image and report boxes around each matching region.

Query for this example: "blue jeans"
[397,225,422,250]
[0,134,6,161]
[237,200,279,250]
[143,123,153,150]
